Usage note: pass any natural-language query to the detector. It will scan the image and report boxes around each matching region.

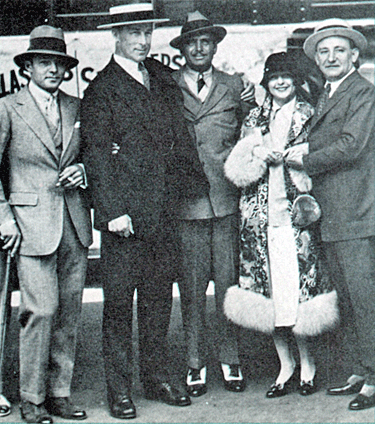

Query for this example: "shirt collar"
[326,67,355,97]
[185,65,213,81]
[28,80,58,104]
[114,54,141,75]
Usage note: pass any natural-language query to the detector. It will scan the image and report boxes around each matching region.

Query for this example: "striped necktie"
[316,83,331,117]
[139,62,150,90]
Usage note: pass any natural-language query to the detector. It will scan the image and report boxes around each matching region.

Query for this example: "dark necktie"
[197,74,205,93]
[316,83,331,117]
[139,62,150,90]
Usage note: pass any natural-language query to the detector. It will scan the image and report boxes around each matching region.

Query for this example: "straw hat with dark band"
[97,2,169,29]
[170,11,227,49]
[303,18,367,60]
[14,25,79,69]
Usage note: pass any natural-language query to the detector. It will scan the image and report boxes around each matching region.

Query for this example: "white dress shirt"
[327,67,356,98]
[183,66,213,102]
[114,54,147,87]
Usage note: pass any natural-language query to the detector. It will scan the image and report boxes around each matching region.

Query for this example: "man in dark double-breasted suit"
[170,11,254,397]
[0,26,92,423]
[285,18,375,411]
[80,2,209,420]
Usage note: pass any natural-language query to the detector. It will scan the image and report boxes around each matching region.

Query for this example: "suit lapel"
[310,71,359,130]
[13,87,60,161]
[60,90,78,167]
[195,68,230,120]
[107,59,154,134]
[174,67,204,118]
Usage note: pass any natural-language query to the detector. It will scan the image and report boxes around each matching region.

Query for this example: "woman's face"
[268,73,296,105]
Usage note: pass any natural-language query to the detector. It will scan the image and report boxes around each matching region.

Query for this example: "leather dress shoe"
[300,380,316,396]
[45,397,87,420]
[144,381,191,406]
[186,367,207,397]
[222,364,246,393]
[349,393,375,411]
[0,395,11,417]
[327,380,364,396]
[109,395,136,419]
[20,400,53,424]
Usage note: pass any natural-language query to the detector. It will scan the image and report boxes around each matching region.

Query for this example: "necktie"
[316,83,331,117]
[45,94,60,129]
[139,62,150,90]
[197,74,205,93]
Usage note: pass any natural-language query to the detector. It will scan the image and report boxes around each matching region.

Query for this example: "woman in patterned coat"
[224,52,338,397]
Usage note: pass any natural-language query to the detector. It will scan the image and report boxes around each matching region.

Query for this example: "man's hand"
[0,221,21,257]
[284,143,309,169]
[57,164,85,189]
[108,214,134,238]
[240,80,256,103]
[253,145,283,165]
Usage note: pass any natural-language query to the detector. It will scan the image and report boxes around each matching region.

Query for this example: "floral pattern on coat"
[238,94,332,304]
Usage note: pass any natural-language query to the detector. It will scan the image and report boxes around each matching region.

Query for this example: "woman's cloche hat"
[260,51,303,89]
[303,18,367,60]
[170,11,227,49]
[97,1,169,29]
[14,25,79,69]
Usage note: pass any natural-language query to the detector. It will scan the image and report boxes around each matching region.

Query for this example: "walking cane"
[0,251,11,387]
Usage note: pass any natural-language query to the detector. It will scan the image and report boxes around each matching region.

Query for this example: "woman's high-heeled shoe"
[300,379,316,396]
[266,371,298,398]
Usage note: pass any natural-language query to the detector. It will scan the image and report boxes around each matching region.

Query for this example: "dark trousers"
[324,236,375,385]
[177,214,240,370]
[100,229,176,400]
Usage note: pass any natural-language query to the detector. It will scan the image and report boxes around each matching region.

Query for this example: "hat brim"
[303,27,367,60]
[170,26,227,49]
[97,18,169,29]
[14,50,79,69]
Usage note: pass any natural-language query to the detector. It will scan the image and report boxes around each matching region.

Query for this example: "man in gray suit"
[0,26,92,423]
[285,18,375,411]
[170,11,254,397]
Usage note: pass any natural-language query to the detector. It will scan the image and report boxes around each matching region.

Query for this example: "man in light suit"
[170,11,254,397]
[285,19,375,411]
[81,2,209,419]
[0,26,92,423]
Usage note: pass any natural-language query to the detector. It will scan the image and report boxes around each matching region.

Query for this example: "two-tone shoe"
[221,364,246,393]
[186,367,207,397]
[0,394,11,418]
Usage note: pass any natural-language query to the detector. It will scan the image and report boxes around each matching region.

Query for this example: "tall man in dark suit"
[0,26,93,423]
[170,11,254,397]
[285,18,375,411]
[80,2,209,419]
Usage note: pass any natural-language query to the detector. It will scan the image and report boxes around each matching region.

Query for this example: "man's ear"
[24,60,33,73]
[351,47,360,64]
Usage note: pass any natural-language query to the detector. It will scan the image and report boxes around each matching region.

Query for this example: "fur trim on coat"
[224,128,267,188]
[224,128,313,193]
[224,286,339,336]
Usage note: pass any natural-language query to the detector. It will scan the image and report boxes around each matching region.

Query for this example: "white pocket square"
[74,121,81,128]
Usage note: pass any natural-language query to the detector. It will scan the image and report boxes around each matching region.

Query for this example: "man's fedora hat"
[14,25,79,69]
[97,1,169,29]
[170,11,227,49]
[303,18,367,60]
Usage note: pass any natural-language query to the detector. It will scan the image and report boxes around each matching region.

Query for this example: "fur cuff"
[224,129,267,188]
[288,168,312,193]
[224,286,339,336]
